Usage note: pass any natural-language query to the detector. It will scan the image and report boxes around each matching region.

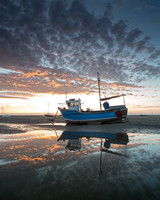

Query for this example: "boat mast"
[97,72,102,110]
[1,104,4,116]
[48,103,49,114]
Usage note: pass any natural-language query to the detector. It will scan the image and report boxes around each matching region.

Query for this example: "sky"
[0,0,160,115]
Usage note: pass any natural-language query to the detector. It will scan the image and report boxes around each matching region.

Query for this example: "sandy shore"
[0,115,160,134]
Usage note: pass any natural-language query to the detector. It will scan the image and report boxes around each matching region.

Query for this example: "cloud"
[0,91,35,99]
[0,64,143,96]
[0,0,160,95]
[131,62,160,81]
[0,95,28,99]
[135,36,151,52]
[111,20,127,45]
[125,28,142,48]
[149,50,160,59]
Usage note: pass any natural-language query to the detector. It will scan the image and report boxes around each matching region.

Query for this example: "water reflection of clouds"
[0,131,59,142]
[128,133,160,156]
[0,130,160,169]
[0,159,18,166]
[0,132,62,165]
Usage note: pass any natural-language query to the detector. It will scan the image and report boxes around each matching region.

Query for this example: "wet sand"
[0,115,160,134]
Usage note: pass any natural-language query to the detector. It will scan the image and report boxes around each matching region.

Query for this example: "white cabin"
[66,99,81,112]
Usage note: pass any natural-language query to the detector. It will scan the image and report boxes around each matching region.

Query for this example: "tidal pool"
[0,127,160,200]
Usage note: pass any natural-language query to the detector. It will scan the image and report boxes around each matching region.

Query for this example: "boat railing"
[58,103,66,108]
[109,105,126,110]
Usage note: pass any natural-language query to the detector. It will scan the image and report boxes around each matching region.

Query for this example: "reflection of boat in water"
[57,130,129,151]
[58,129,129,182]
[58,73,127,124]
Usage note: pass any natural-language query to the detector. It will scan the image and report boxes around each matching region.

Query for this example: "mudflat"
[0,115,160,134]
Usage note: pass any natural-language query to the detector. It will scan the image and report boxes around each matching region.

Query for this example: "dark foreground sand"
[0,115,160,134]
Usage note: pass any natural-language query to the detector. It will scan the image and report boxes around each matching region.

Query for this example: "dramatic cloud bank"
[0,0,160,96]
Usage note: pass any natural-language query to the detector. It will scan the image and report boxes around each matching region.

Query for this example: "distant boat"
[58,72,128,124]
[1,104,11,117]
[45,103,54,117]
[45,113,54,117]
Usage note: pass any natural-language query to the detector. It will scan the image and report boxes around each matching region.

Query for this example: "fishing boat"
[58,73,127,124]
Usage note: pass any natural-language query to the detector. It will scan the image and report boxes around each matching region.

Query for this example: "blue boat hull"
[58,108,127,124]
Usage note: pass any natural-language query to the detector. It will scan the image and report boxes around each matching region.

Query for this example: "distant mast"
[97,72,102,110]
[1,104,5,116]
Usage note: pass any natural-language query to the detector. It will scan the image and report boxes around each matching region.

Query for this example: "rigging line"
[100,145,111,175]
[100,72,126,96]
[102,151,108,169]
[101,87,108,97]
[54,129,58,140]
[97,78,109,98]
[121,144,128,158]
[100,73,125,97]
[52,109,59,125]
[98,73,107,81]
[84,142,99,167]
[97,73,110,89]
[100,73,109,81]
[82,140,99,171]
[81,95,88,105]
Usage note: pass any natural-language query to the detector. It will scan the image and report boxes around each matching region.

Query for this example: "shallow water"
[0,125,160,200]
